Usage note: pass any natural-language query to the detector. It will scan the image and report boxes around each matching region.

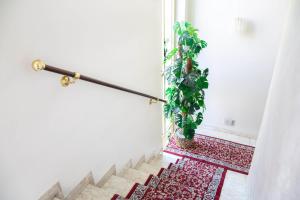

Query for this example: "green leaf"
[187,26,198,36]
[193,60,199,67]
[203,81,209,89]
[203,68,209,78]
[183,128,194,140]
[175,113,183,128]
[194,44,202,54]
[174,22,182,35]
[164,104,172,118]
[188,104,196,114]
[164,48,178,63]
[196,76,209,89]
[184,21,192,29]
[165,87,174,96]
[197,99,204,107]
[200,40,207,48]
[196,112,203,125]
[183,71,201,88]
[180,85,194,98]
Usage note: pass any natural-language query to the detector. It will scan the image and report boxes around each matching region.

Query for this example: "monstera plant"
[164,22,209,148]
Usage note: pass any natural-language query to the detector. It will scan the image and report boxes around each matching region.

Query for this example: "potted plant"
[164,21,209,149]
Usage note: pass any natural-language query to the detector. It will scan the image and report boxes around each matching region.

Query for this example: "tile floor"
[199,127,256,147]
[164,128,255,200]
[200,128,254,200]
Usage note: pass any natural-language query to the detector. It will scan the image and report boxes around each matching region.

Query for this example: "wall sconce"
[234,17,252,34]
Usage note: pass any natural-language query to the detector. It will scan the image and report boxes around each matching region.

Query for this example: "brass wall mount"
[32,59,46,71]
[149,98,159,105]
[60,72,80,87]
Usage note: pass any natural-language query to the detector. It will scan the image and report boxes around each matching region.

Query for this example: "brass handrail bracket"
[60,72,80,87]
[149,98,159,105]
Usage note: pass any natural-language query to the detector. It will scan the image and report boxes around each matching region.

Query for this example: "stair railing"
[32,59,166,104]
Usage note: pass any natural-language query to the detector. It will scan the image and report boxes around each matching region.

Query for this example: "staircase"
[40,153,180,200]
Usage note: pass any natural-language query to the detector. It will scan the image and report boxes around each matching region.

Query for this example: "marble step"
[74,184,112,200]
[101,175,135,197]
[119,168,149,184]
[148,155,177,169]
[136,162,161,175]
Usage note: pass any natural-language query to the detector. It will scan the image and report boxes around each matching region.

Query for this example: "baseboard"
[199,124,257,139]
[134,155,145,168]
[97,164,116,187]
[117,159,133,176]
[65,172,95,200]
[147,152,156,162]
[38,182,64,200]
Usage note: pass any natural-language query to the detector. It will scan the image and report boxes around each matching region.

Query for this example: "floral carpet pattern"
[164,134,255,174]
[112,158,226,200]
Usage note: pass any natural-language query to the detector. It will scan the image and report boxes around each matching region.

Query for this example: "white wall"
[187,0,288,138]
[175,0,186,22]
[249,0,300,199]
[0,0,162,199]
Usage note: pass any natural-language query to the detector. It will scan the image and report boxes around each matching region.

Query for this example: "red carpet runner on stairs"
[164,134,255,174]
[112,158,226,200]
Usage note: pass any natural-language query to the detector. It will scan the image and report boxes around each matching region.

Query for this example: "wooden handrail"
[32,59,166,103]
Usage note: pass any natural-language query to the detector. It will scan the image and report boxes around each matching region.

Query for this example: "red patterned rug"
[112,158,226,200]
[164,134,255,174]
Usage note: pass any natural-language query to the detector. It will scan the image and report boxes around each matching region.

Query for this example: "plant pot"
[175,129,196,149]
